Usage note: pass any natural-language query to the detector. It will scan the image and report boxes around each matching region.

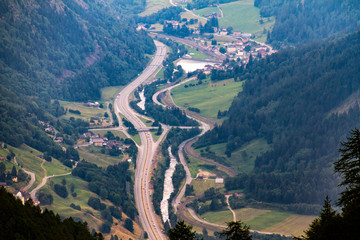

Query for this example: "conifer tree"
[219,221,252,240]
[168,220,196,240]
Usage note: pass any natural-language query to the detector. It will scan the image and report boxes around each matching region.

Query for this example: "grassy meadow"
[59,100,107,122]
[172,78,244,119]
[196,139,271,174]
[100,86,124,102]
[139,0,171,16]
[194,0,275,42]
[78,145,124,168]
[191,179,224,196]
[200,206,315,236]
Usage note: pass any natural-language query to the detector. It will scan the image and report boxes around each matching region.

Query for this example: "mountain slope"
[0,0,155,159]
[198,31,360,205]
[255,0,360,47]
[0,0,155,101]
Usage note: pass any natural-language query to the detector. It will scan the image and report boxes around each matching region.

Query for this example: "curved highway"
[114,40,167,240]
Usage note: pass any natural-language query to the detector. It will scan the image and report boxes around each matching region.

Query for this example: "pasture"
[172,78,244,119]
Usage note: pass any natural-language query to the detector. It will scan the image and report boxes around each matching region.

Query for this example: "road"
[30,172,71,201]
[22,169,35,191]
[106,102,114,126]
[114,40,167,240]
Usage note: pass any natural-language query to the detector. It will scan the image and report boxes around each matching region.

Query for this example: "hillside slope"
[0,0,155,101]
[0,0,155,159]
[198,31,360,205]
[255,0,360,47]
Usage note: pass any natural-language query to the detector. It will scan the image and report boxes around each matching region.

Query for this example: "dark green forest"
[197,31,360,205]
[254,0,360,48]
[0,0,154,101]
[0,187,103,240]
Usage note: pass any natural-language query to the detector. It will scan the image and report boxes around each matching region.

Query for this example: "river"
[160,146,177,223]
[137,89,146,110]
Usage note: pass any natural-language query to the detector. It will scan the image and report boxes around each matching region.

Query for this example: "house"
[242,33,252,38]
[227,47,237,53]
[91,138,104,146]
[164,20,179,27]
[15,190,31,204]
[215,177,224,184]
[45,127,53,132]
[259,49,267,57]
[54,136,63,143]
[233,31,242,37]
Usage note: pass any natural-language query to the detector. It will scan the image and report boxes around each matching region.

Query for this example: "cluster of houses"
[14,189,40,205]
[79,132,129,151]
[187,35,272,65]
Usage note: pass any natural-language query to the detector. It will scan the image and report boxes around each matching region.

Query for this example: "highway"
[114,40,167,240]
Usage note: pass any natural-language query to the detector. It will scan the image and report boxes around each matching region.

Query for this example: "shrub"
[54,184,68,198]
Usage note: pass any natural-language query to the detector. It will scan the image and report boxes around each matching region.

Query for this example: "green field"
[247,210,292,230]
[201,209,232,225]
[191,179,224,196]
[8,145,46,189]
[172,78,244,119]
[200,207,309,235]
[194,0,275,42]
[186,46,215,60]
[100,86,124,102]
[59,100,107,122]
[90,129,128,140]
[187,153,216,178]
[78,145,124,168]
[139,0,171,16]
[5,144,72,191]
[263,214,316,236]
[180,11,207,26]
[43,157,71,176]
[42,174,104,232]
[196,138,271,174]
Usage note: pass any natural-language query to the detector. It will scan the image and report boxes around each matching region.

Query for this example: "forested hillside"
[0,187,103,240]
[198,31,360,205]
[0,0,154,101]
[254,0,360,48]
[0,0,154,160]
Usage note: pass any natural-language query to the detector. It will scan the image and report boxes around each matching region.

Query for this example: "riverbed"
[137,89,145,110]
[160,146,177,223]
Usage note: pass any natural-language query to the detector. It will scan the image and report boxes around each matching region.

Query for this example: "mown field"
[200,207,315,236]
[172,78,244,119]
[77,145,124,168]
[59,100,108,123]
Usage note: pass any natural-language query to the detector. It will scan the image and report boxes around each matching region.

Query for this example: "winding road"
[114,40,167,240]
